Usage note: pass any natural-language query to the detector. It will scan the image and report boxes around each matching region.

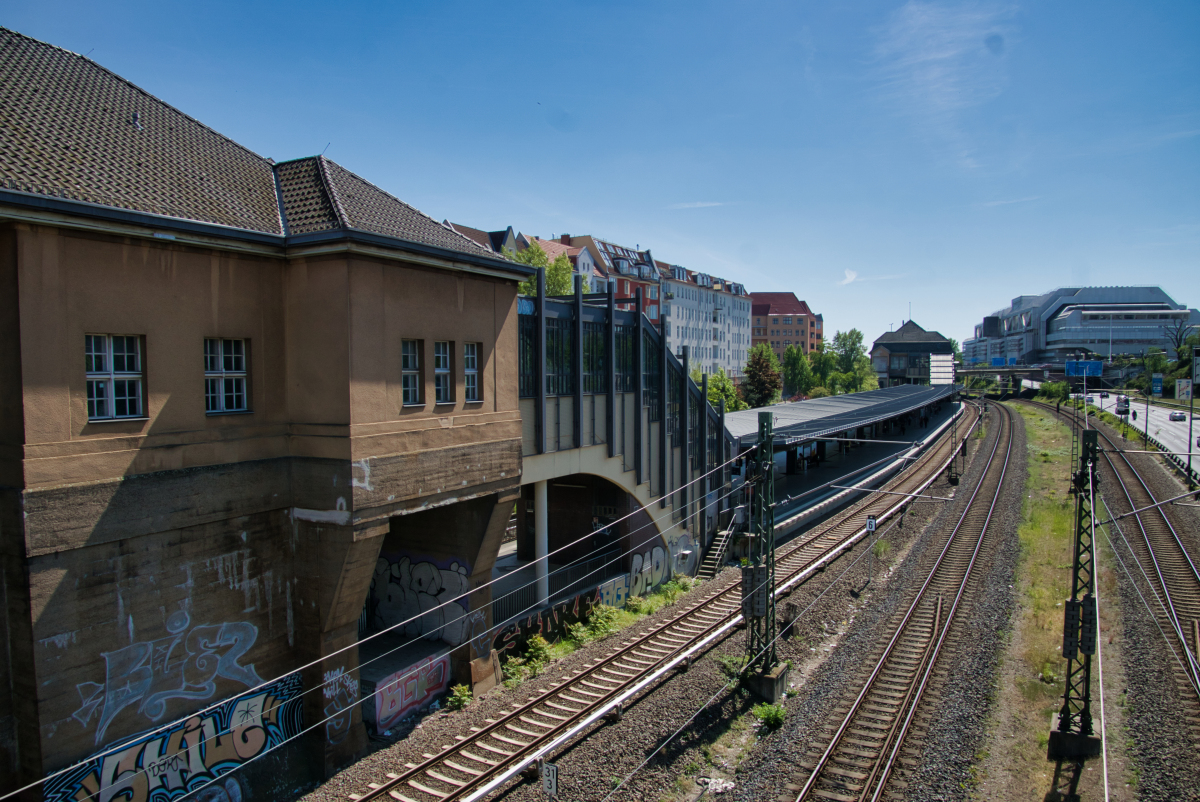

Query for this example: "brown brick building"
[749,291,823,360]
[0,28,532,799]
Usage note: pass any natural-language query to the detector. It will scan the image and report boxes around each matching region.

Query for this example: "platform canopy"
[725,384,960,449]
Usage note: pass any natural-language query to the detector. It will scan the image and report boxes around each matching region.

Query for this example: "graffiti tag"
[73,611,265,744]
[365,654,451,733]
[45,675,301,802]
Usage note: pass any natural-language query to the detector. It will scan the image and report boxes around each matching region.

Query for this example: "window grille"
[643,332,660,421]
[464,342,480,402]
[518,315,536,398]
[688,393,701,468]
[434,341,452,403]
[402,339,422,405]
[615,325,636,392]
[204,338,248,414]
[86,334,144,420]
[667,364,681,443]
[583,322,606,394]
[545,317,574,396]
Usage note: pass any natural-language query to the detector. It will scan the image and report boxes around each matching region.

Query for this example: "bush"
[751,702,786,729]
[625,595,650,615]
[525,634,552,666]
[446,683,472,711]
[871,539,891,560]
[716,654,747,682]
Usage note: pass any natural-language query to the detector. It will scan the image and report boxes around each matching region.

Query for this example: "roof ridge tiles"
[315,155,350,231]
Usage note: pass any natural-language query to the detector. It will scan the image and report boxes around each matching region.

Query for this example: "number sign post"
[542,761,558,799]
[866,515,877,585]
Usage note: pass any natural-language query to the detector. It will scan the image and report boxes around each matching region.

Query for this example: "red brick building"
[750,292,823,360]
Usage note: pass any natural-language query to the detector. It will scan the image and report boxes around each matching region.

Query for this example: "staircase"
[697,527,737,581]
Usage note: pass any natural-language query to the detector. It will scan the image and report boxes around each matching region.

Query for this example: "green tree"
[509,241,575,296]
[808,386,831,398]
[690,366,748,411]
[853,354,879,392]
[948,337,963,364]
[830,329,866,374]
[741,343,782,408]
[781,345,814,397]
[809,346,837,388]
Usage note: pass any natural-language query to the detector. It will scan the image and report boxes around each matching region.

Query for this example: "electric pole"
[742,411,786,699]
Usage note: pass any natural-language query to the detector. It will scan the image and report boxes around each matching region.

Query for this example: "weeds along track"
[346,404,980,802]
[782,402,1013,802]
[1026,400,1200,735]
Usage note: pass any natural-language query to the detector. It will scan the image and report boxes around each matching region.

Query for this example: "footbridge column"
[534,479,549,605]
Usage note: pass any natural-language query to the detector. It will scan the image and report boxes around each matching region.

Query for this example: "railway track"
[347,403,979,802]
[1026,399,1200,730]
[782,402,1013,802]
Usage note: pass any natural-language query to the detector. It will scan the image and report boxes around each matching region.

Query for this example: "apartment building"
[565,235,661,320]
[658,263,751,379]
[749,292,824,360]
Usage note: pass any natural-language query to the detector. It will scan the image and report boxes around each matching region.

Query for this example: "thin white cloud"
[667,201,725,209]
[980,195,1040,207]
[874,1,1016,167]
[840,269,907,285]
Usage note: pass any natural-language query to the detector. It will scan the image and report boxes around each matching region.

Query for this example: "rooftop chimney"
[560,234,571,245]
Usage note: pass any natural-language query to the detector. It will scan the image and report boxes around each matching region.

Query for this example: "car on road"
[1100,392,1110,398]
[1169,411,1187,422]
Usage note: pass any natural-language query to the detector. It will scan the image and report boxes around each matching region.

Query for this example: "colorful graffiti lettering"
[44,675,302,802]
[371,554,471,645]
[73,611,265,744]
[365,654,450,733]
[629,545,668,597]
[322,666,359,746]
[597,574,629,608]
[493,588,600,656]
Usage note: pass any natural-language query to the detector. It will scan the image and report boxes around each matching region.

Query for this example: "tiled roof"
[749,292,815,317]
[529,237,581,262]
[873,320,950,344]
[446,222,496,251]
[0,27,507,262]
[0,27,282,233]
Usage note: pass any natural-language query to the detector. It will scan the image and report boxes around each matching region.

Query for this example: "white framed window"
[434,341,453,404]
[783,317,792,324]
[86,334,144,420]
[204,338,249,414]
[464,342,480,402]
[402,339,422,405]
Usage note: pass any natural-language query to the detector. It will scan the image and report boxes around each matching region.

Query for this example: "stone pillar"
[534,480,549,606]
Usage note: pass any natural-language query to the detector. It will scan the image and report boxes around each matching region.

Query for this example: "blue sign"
[1008,358,1017,366]
[990,357,1006,367]
[1151,373,1163,397]
[1065,360,1103,377]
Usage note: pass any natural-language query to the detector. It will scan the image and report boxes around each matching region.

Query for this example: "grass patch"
[500,575,700,688]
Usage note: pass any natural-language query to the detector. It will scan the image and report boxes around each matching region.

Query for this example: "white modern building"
[658,262,752,380]
[962,286,1200,364]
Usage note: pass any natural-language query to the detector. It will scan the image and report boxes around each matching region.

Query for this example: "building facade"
[566,235,661,321]
[0,28,532,798]
[749,292,824,361]
[870,321,955,386]
[658,264,751,379]
[961,286,1200,364]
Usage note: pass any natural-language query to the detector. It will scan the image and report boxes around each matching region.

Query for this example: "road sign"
[1194,346,1200,381]
[542,761,558,798]
[1178,379,1193,402]
[1065,361,1103,377]
[990,357,1006,367]
[866,515,877,532]
[1152,373,1163,397]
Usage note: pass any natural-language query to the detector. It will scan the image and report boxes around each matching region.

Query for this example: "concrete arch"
[521,445,701,579]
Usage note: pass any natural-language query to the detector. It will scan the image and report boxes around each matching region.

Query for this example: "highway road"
[1085,392,1199,480]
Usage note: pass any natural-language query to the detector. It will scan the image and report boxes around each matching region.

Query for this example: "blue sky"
[6,1,1198,344]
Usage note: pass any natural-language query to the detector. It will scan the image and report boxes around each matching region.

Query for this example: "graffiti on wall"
[597,575,629,608]
[666,530,698,577]
[493,588,600,656]
[73,610,265,744]
[44,675,302,802]
[370,554,472,645]
[322,666,359,746]
[366,654,451,733]
[629,545,668,597]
